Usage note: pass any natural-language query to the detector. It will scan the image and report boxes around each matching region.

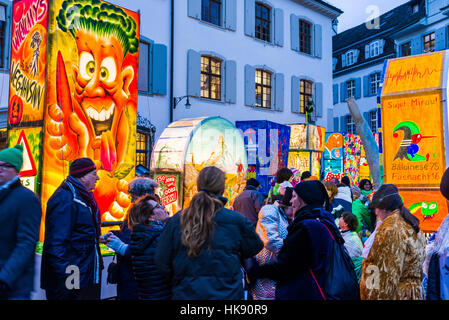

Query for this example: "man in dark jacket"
[0,145,42,300]
[233,178,265,226]
[41,158,103,300]
[248,180,342,300]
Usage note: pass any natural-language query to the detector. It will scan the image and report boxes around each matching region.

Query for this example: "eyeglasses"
[0,163,15,170]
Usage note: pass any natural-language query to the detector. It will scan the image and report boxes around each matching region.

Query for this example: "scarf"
[66,175,101,233]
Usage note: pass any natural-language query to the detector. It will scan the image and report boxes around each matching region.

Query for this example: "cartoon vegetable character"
[46,0,139,220]
[409,202,438,220]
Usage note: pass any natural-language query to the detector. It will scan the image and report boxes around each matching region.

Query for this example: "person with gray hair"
[351,186,372,233]
[103,176,160,300]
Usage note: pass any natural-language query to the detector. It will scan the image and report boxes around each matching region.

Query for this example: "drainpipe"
[169,0,174,123]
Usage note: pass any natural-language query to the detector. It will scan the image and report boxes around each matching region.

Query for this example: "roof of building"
[295,0,343,19]
[333,0,425,52]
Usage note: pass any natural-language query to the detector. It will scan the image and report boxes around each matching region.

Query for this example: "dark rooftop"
[333,0,426,52]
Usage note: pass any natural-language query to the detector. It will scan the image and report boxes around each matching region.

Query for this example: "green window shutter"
[291,76,300,113]
[224,60,236,103]
[151,44,167,95]
[187,49,201,97]
[244,64,255,106]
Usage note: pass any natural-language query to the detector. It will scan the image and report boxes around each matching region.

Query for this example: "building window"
[401,42,411,57]
[138,40,150,93]
[299,19,312,55]
[370,72,381,96]
[346,79,356,98]
[423,32,435,52]
[201,56,222,100]
[202,0,221,26]
[136,131,150,168]
[369,110,378,133]
[370,41,380,57]
[255,69,272,108]
[0,129,6,150]
[255,2,271,42]
[346,51,354,66]
[300,79,313,114]
[346,115,356,134]
[412,3,419,13]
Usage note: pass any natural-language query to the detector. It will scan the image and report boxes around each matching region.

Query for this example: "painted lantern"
[235,120,291,196]
[7,0,140,240]
[150,117,247,216]
[323,132,363,186]
[380,50,449,232]
[287,123,325,179]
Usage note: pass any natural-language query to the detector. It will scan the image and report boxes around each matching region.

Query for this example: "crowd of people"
[1,143,449,300]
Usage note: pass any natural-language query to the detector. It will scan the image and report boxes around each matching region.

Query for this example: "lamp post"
[173,95,191,109]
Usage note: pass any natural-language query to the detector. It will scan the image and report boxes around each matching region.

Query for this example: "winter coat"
[41,180,103,291]
[255,205,339,300]
[330,186,352,218]
[154,205,263,300]
[233,186,265,226]
[252,204,289,300]
[341,230,363,259]
[130,222,171,300]
[426,251,449,300]
[0,178,42,298]
[352,199,372,232]
[113,217,138,300]
[360,210,426,300]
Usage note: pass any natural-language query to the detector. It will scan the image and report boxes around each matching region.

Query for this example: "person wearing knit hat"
[0,145,42,299]
[42,157,103,300]
[248,179,360,300]
[0,145,24,175]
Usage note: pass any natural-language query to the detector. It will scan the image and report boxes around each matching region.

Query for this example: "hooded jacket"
[154,195,263,300]
[130,222,171,300]
[330,186,353,218]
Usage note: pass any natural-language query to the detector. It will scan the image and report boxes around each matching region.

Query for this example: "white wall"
[172,0,335,130]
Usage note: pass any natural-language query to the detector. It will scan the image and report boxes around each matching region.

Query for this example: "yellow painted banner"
[382,52,444,95]
[8,0,49,125]
[381,91,445,187]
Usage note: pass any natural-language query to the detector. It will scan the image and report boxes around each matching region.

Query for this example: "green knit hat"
[0,144,23,172]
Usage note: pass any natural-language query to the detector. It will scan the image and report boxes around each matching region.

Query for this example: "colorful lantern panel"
[235,120,291,195]
[151,117,248,216]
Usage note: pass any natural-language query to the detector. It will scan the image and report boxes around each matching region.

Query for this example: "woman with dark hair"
[154,166,263,299]
[360,184,426,300]
[103,177,160,300]
[128,194,170,300]
[252,187,293,300]
[268,168,293,198]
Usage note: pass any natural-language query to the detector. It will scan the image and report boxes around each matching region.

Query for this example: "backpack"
[310,220,360,300]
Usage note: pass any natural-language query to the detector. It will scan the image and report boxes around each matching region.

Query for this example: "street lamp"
[173,95,191,109]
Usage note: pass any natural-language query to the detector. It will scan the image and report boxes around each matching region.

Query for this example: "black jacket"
[154,205,263,300]
[130,222,171,300]
[41,180,103,291]
[113,218,138,300]
[254,205,339,300]
[0,179,42,298]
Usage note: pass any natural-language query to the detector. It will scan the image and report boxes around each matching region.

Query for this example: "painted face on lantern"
[72,30,134,139]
